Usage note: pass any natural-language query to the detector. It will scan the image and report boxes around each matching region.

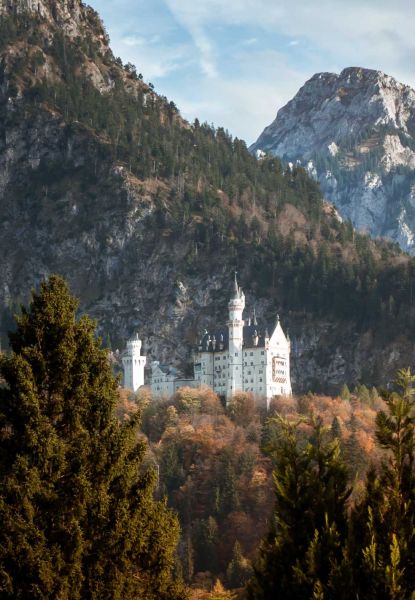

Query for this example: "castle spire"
[253,306,258,326]
[234,271,239,295]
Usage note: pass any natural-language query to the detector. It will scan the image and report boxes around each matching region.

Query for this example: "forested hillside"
[113,380,388,595]
[1,0,415,390]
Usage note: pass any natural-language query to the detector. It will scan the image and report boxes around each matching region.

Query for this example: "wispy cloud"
[91,0,415,143]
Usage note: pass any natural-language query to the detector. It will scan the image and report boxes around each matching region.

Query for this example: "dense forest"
[2,5,415,351]
[122,383,386,595]
[2,277,415,598]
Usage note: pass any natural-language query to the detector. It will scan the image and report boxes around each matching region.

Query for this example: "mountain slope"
[1,4,415,391]
[251,67,415,253]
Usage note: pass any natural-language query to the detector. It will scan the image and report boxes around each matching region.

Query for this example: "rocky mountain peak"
[0,0,107,42]
[251,67,415,253]
[252,67,415,161]
[1,5,414,395]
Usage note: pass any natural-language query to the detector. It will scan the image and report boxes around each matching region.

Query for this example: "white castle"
[193,275,292,405]
[121,333,146,392]
[123,276,292,407]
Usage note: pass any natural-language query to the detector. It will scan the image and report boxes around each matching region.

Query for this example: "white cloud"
[169,49,306,143]
[122,35,146,46]
[91,0,415,143]
[164,0,415,85]
[242,38,258,46]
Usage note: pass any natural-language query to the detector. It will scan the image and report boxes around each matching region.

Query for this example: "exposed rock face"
[0,6,414,395]
[0,0,103,40]
[251,67,415,253]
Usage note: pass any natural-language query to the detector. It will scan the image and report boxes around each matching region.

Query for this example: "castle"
[121,334,146,392]
[122,276,292,407]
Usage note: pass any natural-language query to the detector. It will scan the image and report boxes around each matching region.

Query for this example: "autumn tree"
[227,391,257,427]
[0,276,185,599]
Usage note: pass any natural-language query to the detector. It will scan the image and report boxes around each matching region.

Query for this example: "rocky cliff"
[251,67,415,253]
[1,5,415,393]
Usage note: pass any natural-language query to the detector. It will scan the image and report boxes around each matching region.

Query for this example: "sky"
[90,0,415,145]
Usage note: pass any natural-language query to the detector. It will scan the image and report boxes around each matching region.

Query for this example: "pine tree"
[340,384,351,402]
[349,368,415,598]
[330,416,342,440]
[226,541,252,589]
[357,384,370,405]
[248,416,351,599]
[0,276,185,599]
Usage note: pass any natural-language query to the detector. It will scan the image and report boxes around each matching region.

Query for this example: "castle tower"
[226,273,245,400]
[122,333,146,392]
[266,315,292,401]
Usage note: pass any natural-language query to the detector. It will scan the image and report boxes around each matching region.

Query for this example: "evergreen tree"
[370,386,380,407]
[0,276,185,599]
[330,416,342,440]
[357,384,370,405]
[248,416,351,599]
[350,368,415,598]
[193,516,219,574]
[340,384,351,402]
[226,541,253,589]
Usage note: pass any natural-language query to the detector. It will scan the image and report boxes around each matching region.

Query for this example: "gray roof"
[197,323,274,352]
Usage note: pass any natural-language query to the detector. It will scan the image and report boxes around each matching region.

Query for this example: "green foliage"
[3,7,415,349]
[248,416,351,599]
[193,517,219,573]
[0,276,185,599]
[339,384,350,402]
[349,368,415,598]
[251,369,415,598]
[226,541,253,589]
[330,416,342,440]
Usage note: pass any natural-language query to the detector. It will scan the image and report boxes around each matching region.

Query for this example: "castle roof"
[154,364,180,377]
[197,323,280,352]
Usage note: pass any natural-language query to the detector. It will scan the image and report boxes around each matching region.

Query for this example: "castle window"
[261,351,265,355]
[259,378,263,382]
[250,352,253,356]
[235,352,238,357]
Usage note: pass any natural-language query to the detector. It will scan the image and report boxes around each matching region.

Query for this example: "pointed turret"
[234,271,239,295]
[231,271,243,299]
[227,271,245,402]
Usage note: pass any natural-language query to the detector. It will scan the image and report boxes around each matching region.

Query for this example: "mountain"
[1,3,415,392]
[251,67,415,253]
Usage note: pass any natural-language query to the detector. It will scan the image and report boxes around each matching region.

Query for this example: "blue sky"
[90,0,415,145]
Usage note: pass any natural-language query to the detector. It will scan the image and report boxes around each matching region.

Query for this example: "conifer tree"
[330,416,342,440]
[248,417,351,599]
[0,276,185,599]
[226,541,252,589]
[350,368,415,598]
[340,384,351,402]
